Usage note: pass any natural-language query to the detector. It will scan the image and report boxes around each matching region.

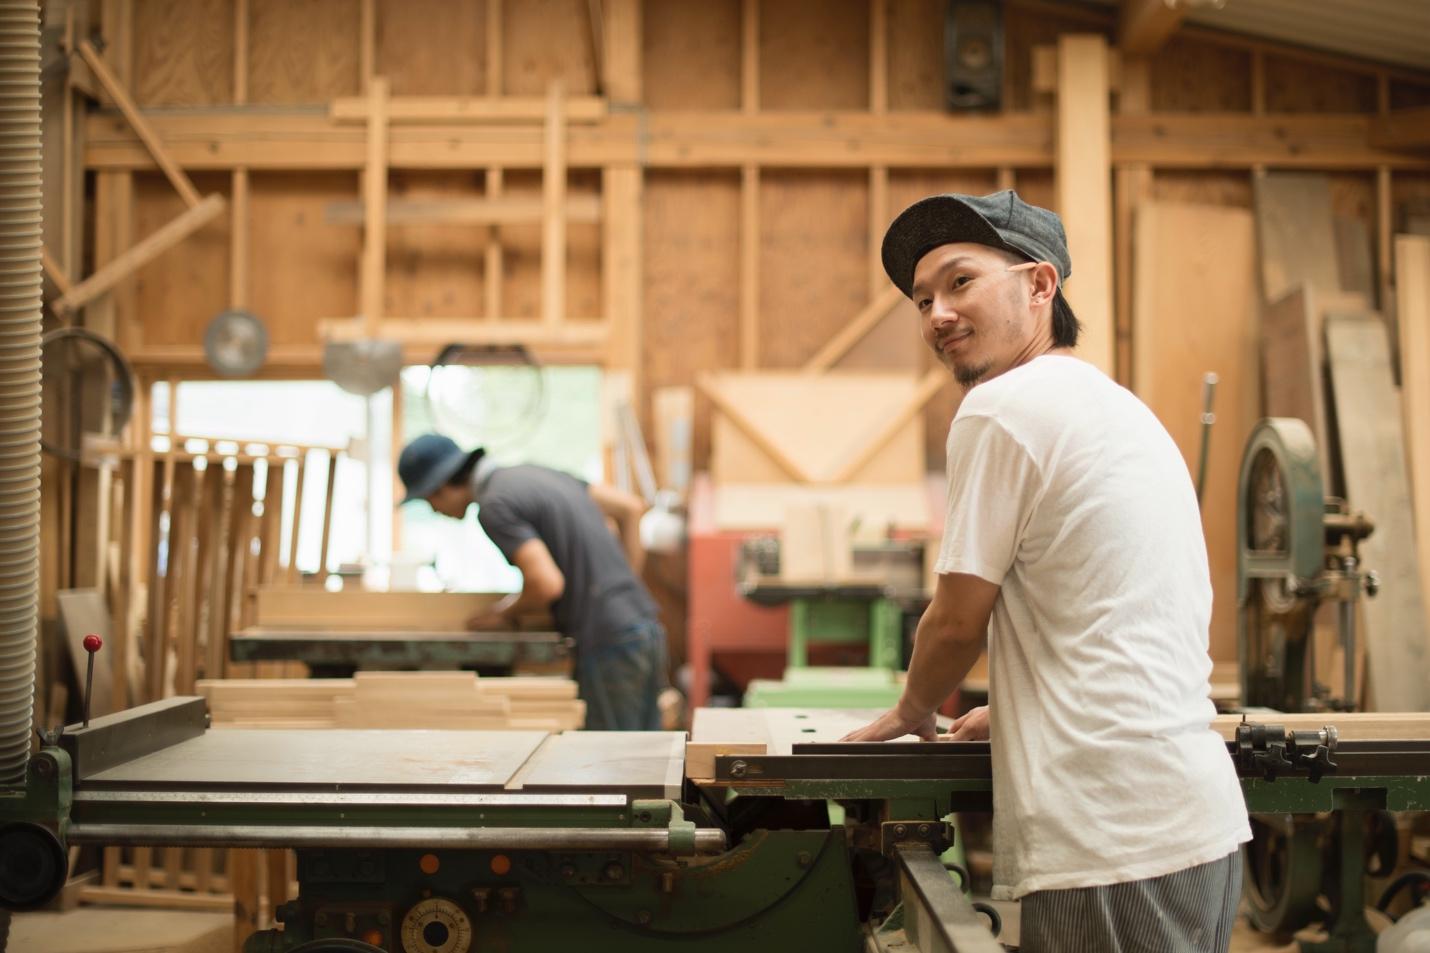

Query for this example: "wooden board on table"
[1325,312,1430,710]
[1253,172,1343,304]
[57,589,114,720]
[1212,711,1430,741]
[703,371,926,485]
[254,588,513,631]
[712,482,929,532]
[1132,202,1258,664]
[1398,235,1430,643]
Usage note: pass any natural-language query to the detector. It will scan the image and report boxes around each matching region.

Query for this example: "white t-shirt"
[936,354,1250,900]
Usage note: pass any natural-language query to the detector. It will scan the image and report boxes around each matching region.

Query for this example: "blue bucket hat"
[397,433,483,504]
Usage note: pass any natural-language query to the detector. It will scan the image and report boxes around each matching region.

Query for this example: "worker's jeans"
[576,620,667,731]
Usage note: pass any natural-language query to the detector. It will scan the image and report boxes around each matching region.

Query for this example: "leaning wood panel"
[1325,312,1430,710]
[1395,235,1430,655]
[375,0,488,95]
[1254,172,1344,305]
[641,0,740,110]
[132,0,234,107]
[759,0,869,110]
[247,0,361,105]
[642,171,741,473]
[758,171,869,368]
[1133,202,1258,665]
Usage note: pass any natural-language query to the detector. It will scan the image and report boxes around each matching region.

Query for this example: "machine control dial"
[400,897,473,953]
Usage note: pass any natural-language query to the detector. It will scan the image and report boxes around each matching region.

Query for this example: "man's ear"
[1029,261,1059,306]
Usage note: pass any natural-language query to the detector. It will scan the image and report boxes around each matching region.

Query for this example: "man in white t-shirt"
[843,191,1250,952]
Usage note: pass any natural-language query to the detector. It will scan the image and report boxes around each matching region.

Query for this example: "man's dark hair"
[449,454,478,488]
[1052,294,1081,349]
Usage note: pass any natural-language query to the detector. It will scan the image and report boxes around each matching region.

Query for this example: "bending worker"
[844,191,1250,952]
[399,434,667,731]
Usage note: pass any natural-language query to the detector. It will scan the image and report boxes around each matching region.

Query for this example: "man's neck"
[470,455,502,503]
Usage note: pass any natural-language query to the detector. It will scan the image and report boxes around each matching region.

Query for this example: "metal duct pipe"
[0,0,42,794]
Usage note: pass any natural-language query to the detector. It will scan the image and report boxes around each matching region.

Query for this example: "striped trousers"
[1019,851,1242,953]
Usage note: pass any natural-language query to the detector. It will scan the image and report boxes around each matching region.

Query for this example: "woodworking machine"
[3,699,1430,952]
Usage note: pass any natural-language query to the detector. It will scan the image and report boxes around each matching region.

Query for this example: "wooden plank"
[698,374,817,483]
[542,80,566,326]
[255,588,508,630]
[684,742,766,782]
[330,94,607,124]
[86,111,1430,173]
[1370,106,1430,151]
[327,193,601,226]
[320,317,608,346]
[315,453,338,579]
[77,39,201,208]
[1133,202,1258,664]
[740,0,759,376]
[284,458,306,583]
[1260,286,1356,490]
[651,385,693,494]
[1325,311,1430,710]
[1254,172,1344,305]
[1396,234,1430,650]
[1210,712,1430,742]
[1056,34,1115,376]
[51,193,226,317]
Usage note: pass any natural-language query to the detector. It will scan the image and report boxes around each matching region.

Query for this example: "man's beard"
[953,359,992,388]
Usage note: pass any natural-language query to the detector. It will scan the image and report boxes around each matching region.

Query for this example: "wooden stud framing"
[542,80,567,327]
[1113,58,1152,386]
[804,287,904,373]
[360,76,389,333]
[326,194,601,226]
[868,0,888,297]
[739,0,760,369]
[485,0,504,323]
[822,369,946,483]
[330,94,607,124]
[1055,35,1115,376]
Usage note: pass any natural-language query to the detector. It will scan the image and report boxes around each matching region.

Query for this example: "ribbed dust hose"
[0,0,41,797]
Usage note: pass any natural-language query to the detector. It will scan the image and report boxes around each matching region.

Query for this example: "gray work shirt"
[474,463,658,648]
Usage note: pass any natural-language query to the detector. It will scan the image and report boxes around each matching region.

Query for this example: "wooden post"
[285,457,308,583]
[1113,57,1152,387]
[602,0,643,401]
[868,0,888,297]
[1055,34,1115,376]
[739,0,760,368]
[1376,73,1393,315]
[361,77,390,333]
[541,79,567,326]
[232,0,250,312]
[483,0,504,322]
[316,453,339,580]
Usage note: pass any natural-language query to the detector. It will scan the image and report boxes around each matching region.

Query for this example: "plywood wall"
[108,0,1430,484]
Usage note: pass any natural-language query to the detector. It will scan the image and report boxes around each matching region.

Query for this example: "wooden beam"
[1056,34,1115,375]
[76,39,200,208]
[52,194,226,317]
[603,167,642,396]
[1370,106,1430,152]
[1113,57,1152,387]
[586,0,605,95]
[360,76,389,333]
[601,0,641,104]
[330,95,607,124]
[41,246,71,295]
[740,165,759,369]
[359,0,375,90]
[84,111,1430,173]
[485,0,503,322]
[804,286,905,372]
[1118,0,1184,55]
[868,0,887,297]
[325,194,602,226]
[821,369,946,483]
[542,80,566,326]
[320,317,610,347]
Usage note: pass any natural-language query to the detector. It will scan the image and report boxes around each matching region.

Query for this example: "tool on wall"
[39,326,135,461]
[203,308,269,378]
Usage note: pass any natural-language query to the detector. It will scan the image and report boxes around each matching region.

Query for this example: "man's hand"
[840,704,937,743]
[942,705,990,741]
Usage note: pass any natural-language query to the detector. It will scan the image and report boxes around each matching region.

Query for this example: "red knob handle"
[82,634,102,653]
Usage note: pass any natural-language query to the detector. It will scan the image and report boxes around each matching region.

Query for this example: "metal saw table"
[5,702,1430,953]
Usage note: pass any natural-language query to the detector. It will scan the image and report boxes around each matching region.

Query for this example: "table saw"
[4,703,1430,952]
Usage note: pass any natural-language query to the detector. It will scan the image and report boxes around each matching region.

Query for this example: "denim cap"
[397,433,483,504]
[880,190,1072,299]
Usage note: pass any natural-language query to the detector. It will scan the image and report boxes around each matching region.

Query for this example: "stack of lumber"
[251,586,552,632]
[199,672,584,731]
